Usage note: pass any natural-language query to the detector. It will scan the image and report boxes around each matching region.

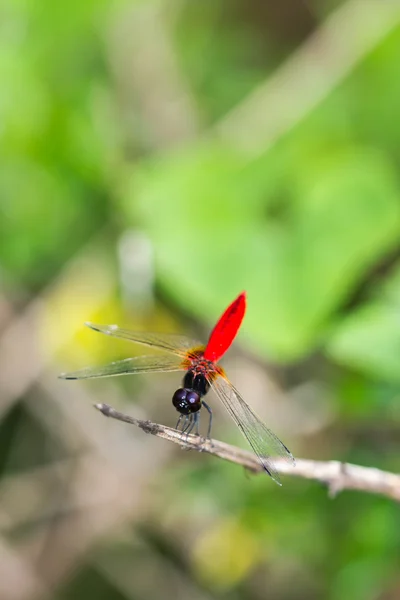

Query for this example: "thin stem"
[94,403,400,502]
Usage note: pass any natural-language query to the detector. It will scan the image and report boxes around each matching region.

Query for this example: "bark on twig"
[94,403,400,502]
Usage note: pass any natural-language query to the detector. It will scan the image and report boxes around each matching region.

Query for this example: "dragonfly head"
[173,370,210,414]
[172,388,201,415]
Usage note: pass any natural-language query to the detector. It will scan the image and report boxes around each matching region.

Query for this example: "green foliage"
[328,266,400,381]
[125,143,400,361]
[0,0,118,288]
[1,1,400,599]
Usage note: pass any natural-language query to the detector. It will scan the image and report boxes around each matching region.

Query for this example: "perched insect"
[59,292,294,484]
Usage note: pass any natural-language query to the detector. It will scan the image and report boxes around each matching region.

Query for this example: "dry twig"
[94,403,400,502]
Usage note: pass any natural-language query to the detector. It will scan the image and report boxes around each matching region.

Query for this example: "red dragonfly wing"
[208,374,294,485]
[59,354,185,380]
[85,322,203,358]
[203,292,246,363]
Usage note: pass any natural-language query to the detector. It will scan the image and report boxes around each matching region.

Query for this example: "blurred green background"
[1,0,400,599]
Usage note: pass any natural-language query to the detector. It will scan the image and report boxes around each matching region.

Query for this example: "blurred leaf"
[123,144,400,360]
[0,0,118,287]
[192,517,260,589]
[327,265,400,381]
[328,305,400,381]
[348,27,400,155]
[331,557,393,600]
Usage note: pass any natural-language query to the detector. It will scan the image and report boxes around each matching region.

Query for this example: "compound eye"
[172,389,186,404]
[186,390,200,405]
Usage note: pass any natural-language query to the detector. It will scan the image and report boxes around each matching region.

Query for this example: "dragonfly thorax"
[183,370,210,396]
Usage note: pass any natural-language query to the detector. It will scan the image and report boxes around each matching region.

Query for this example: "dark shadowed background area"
[1,0,400,599]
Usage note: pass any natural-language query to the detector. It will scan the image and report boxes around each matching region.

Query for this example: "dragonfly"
[59,292,294,485]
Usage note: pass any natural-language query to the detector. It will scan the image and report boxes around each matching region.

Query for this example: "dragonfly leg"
[176,412,201,448]
[182,414,196,436]
[193,411,200,436]
[185,414,198,437]
[180,414,195,450]
[176,414,184,430]
[202,401,213,440]
[179,415,189,433]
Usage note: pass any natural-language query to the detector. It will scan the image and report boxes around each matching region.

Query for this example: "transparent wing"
[209,375,295,485]
[85,322,203,358]
[59,354,185,380]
